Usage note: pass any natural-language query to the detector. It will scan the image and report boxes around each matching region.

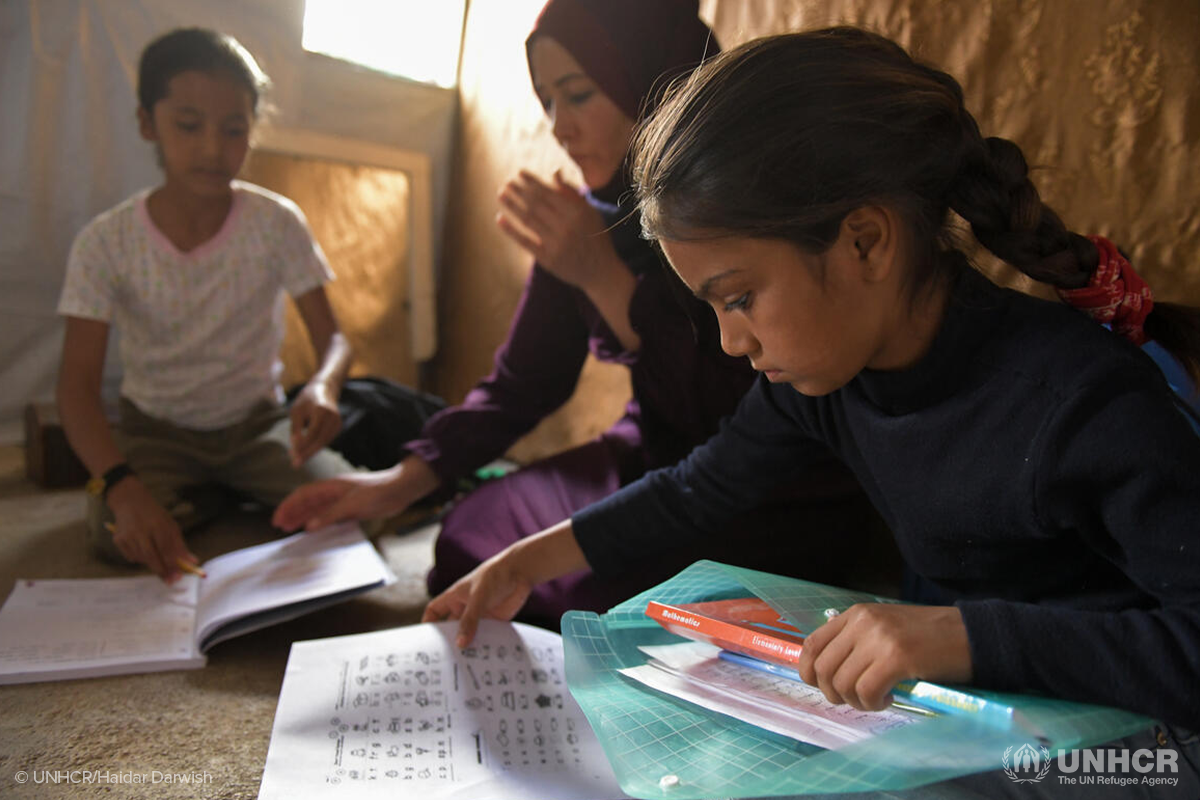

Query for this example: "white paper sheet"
[258,620,628,800]
[620,642,922,750]
[0,576,204,683]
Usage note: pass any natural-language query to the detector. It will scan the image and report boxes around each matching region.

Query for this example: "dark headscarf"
[526,0,719,200]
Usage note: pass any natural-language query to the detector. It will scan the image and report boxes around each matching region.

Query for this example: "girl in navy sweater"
[425,27,1200,793]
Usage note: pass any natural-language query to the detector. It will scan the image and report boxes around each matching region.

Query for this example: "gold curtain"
[438,0,1199,462]
[241,151,414,391]
[700,0,1200,302]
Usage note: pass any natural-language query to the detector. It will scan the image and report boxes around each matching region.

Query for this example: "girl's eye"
[567,90,593,105]
[176,122,200,132]
[225,127,248,138]
[723,293,752,313]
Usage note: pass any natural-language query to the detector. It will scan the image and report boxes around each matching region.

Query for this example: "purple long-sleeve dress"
[415,198,886,626]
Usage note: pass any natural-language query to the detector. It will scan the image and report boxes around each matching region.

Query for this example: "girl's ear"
[841,206,898,284]
[137,107,157,142]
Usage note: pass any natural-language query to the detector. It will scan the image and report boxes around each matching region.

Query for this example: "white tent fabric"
[0,0,456,441]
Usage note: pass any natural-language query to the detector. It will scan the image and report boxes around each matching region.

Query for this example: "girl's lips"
[762,369,783,380]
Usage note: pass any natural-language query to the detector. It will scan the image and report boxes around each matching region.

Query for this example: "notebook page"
[0,576,203,684]
[193,523,391,651]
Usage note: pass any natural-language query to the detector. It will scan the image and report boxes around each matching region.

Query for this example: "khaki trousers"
[88,398,355,563]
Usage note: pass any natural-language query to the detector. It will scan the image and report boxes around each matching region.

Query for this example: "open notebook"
[0,522,394,684]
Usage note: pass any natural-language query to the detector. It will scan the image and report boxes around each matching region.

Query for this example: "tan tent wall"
[433,0,1200,465]
[243,153,416,391]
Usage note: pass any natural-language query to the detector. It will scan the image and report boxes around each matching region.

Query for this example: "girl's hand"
[105,478,195,583]
[288,380,342,466]
[422,549,537,648]
[797,603,973,711]
[422,520,588,648]
[496,170,620,292]
[272,457,439,532]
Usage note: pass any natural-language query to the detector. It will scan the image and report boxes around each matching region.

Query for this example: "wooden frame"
[253,127,437,362]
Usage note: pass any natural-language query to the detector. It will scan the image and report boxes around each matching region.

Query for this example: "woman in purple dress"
[274,0,889,627]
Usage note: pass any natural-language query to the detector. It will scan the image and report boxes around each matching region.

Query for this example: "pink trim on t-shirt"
[136,187,245,260]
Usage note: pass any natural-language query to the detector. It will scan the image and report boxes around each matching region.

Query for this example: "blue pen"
[717,649,802,679]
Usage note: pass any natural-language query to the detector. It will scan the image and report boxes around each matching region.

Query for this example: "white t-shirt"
[58,181,334,430]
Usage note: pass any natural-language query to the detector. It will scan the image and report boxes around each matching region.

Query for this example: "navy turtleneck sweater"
[574,267,1200,728]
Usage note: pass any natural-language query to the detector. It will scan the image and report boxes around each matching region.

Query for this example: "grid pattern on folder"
[603,560,894,635]
[561,560,1154,798]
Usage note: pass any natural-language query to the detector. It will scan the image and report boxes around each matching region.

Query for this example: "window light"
[302,0,467,88]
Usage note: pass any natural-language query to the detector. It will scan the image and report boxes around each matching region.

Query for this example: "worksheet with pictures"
[258,620,628,800]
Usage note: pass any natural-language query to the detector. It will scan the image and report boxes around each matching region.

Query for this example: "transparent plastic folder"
[560,560,1151,797]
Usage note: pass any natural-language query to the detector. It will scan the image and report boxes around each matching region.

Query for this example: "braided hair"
[632,27,1200,380]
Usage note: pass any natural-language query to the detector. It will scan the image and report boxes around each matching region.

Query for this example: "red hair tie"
[1057,235,1154,345]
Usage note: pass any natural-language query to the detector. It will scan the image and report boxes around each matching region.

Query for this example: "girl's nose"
[719,320,757,360]
[202,127,222,157]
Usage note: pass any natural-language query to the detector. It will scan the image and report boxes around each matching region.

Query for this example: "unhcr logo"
[1001,743,1182,787]
[1003,744,1052,783]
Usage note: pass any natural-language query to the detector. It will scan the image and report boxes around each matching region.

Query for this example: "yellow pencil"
[174,559,207,579]
[103,522,207,578]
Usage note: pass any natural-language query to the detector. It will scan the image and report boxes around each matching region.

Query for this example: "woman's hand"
[288,379,342,466]
[272,455,440,532]
[423,520,589,647]
[105,477,195,583]
[497,169,641,351]
[797,603,973,711]
[496,170,620,292]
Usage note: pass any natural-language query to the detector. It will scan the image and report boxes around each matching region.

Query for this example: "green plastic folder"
[560,560,1151,797]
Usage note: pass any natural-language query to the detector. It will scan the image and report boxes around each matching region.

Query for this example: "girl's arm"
[957,380,1200,728]
[289,286,352,466]
[57,318,123,479]
[56,316,194,580]
[572,380,831,574]
[422,380,826,648]
[422,518,588,646]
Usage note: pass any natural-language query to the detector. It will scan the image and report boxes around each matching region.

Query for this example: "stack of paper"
[620,641,922,750]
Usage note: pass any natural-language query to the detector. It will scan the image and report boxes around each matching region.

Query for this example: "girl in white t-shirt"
[57,28,356,581]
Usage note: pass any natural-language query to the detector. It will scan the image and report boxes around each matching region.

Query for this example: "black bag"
[287,377,447,470]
